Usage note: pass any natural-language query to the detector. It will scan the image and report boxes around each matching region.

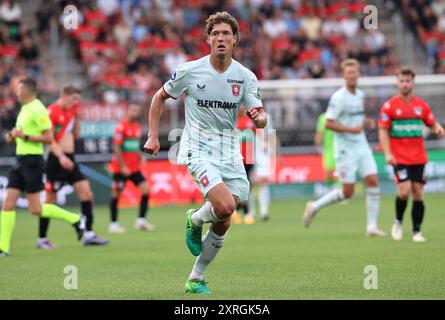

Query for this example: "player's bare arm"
[49,140,74,171]
[246,107,267,128]
[143,87,170,156]
[430,121,445,137]
[378,127,396,165]
[325,119,362,134]
[364,117,376,129]
[114,143,130,176]
[9,128,53,145]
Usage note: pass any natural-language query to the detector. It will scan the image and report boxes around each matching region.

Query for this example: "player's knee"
[412,189,423,201]
[2,197,16,211]
[214,201,236,219]
[80,189,93,201]
[29,204,42,216]
[398,189,411,200]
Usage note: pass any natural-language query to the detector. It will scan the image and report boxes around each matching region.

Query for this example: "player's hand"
[349,125,363,134]
[4,131,15,143]
[431,123,445,137]
[247,107,267,128]
[143,135,160,156]
[59,155,74,171]
[385,153,396,166]
[122,165,131,176]
[10,128,25,139]
[364,118,376,129]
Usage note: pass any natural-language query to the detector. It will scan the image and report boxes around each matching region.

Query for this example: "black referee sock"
[412,200,425,232]
[110,198,118,222]
[39,217,50,238]
[81,201,93,232]
[139,195,149,218]
[396,197,408,223]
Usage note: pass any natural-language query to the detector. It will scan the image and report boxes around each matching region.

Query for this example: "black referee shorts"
[45,152,86,192]
[7,155,45,193]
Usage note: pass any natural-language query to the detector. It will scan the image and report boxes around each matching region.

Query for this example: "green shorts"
[187,159,250,201]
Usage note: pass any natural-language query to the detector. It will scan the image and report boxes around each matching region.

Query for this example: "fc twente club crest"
[232,84,240,96]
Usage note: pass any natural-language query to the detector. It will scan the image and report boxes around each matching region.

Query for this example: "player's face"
[207,23,237,59]
[342,65,360,87]
[16,83,30,104]
[397,74,414,95]
[65,93,81,108]
[127,104,141,120]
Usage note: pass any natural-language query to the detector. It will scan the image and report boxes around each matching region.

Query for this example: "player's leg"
[410,165,427,242]
[363,174,385,236]
[360,150,385,236]
[186,187,236,294]
[38,152,61,248]
[131,172,155,231]
[391,165,412,240]
[186,161,250,293]
[257,177,271,221]
[303,156,355,228]
[36,187,57,249]
[109,174,126,233]
[0,188,21,256]
[73,179,109,245]
[27,192,83,240]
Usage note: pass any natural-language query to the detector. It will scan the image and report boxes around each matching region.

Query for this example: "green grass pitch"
[1,194,444,299]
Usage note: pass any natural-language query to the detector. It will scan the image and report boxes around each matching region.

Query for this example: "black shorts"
[244,163,254,180]
[112,172,146,191]
[45,152,85,192]
[393,164,427,184]
[7,155,45,193]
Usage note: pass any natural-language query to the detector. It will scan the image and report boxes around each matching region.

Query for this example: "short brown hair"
[397,66,416,79]
[20,77,37,94]
[205,11,240,41]
[62,85,81,95]
[340,59,360,72]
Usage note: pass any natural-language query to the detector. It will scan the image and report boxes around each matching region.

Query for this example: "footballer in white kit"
[303,59,385,237]
[163,54,263,202]
[144,12,268,294]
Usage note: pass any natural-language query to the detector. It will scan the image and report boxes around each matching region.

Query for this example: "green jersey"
[317,113,334,156]
[163,55,263,165]
[15,98,52,155]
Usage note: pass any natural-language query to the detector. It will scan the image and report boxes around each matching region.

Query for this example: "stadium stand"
[1,0,444,157]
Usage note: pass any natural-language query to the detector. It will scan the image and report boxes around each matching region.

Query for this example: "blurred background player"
[303,59,386,237]
[109,103,154,234]
[1,78,83,256]
[144,12,268,294]
[315,112,336,190]
[379,67,444,242]
[38,85,109,249]
[249,113,276,222]
[232,107,255,224]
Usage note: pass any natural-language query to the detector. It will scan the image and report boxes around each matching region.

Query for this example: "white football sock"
[248,192,256,217]
[366,186,380,231]
[191,201,221,226]
[259,185,270,218]
[312,188,345,212]
[189,228,226,281]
